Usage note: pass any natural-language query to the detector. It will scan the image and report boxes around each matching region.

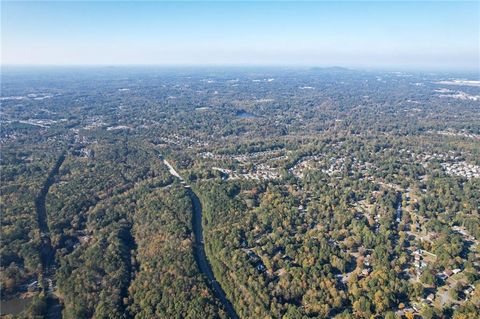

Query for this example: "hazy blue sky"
[2,1,479,70]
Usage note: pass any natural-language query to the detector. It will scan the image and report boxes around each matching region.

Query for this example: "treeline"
[45,138,172,251]
[196,179,407,318]
[57,182,223,318]
[128,185,224,318]
[42,139,222,318]
[0,143,61,298]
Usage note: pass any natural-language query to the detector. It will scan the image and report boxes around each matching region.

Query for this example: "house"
[426,294,435,303]
[444,269,453,277]
[412,304,421,312]
[464,285,475,295]
[437,273,448,281]
[257,264,266,272]
[79,235,93,244]
[361,268,370,277]
[246,250,257,260]
[26,280,39,292]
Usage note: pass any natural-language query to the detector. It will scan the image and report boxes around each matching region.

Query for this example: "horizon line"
[2,63,479,73]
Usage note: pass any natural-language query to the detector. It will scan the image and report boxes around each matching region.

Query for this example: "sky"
[1,1,479,71]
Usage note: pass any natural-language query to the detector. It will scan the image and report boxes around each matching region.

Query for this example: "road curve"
[162,158,239,319]
[35,153,65,318]
[188,189,240,319]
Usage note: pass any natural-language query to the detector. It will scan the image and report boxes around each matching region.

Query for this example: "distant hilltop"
[310,66,353,72]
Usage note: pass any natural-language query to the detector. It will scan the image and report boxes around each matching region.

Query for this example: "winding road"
[162,158,240,319]
[35,153,65,319]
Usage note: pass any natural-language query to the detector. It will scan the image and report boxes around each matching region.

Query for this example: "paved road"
[35,153,65,318]
[163,158,239,319]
